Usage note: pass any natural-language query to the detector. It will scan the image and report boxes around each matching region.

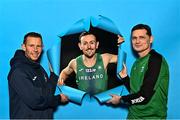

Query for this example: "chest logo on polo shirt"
[140,66,145,72]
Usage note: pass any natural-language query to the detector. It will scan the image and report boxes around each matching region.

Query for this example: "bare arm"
[101,53,118,70]
[109,35,124,63]
[101,35,124,68]
[58,59,76,85]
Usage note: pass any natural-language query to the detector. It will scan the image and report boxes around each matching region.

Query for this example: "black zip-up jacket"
[8,50,61,119]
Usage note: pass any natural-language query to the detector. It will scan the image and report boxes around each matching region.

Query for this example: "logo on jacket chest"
[133,65,145,73]
[32,75,47,82]
[44,74,47,82]
[32,76,37,81]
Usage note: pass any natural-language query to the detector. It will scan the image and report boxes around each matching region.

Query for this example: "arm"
[107,51,162,105]
[48,72,69,104]
[58,59,76,85]
[39,63,59,94]
[119,63,130,92]
[121,76,130,92]
[102,35,124,65]
[9,68,63,110]
[102,53,118,66]
[109,35,124,63]
[47,72,59,93]
[46,62,69,102]
[121,51,162,105]
[106,63,130,105]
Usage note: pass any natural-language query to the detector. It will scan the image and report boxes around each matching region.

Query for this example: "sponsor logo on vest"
[131,96,145,104]
[98,66,102,69]
[79,68,84,72]
[78,74,104,81]
[85,68,96,73]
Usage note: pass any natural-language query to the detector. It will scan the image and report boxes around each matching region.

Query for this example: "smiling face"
[131,29,153,57]
[22,36,43,61]
[78,34,99,58]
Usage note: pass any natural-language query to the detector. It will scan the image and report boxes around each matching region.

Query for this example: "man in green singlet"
[58,31,124,94]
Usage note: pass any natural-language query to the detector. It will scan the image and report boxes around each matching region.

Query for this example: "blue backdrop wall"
[0,0,179,119]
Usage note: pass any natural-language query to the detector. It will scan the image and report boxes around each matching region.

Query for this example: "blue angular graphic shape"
[117,47,127,79]
[47,15,129,119]
[47,15,128,101]
[59,17,90,37]
[94,86,124,103]
[58,85,87,105]
[47,39,61,75]
[91,15,121,35]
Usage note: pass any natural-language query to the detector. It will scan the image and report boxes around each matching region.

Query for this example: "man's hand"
[106,94,121,105]
[58,78,64,85]
[117,35,124,46]
[60,94,68,103]
[119,62,127,78]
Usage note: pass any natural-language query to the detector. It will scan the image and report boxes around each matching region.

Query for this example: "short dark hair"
[79,31,96,42]
[131,24,152,36]
[23,32,42,44]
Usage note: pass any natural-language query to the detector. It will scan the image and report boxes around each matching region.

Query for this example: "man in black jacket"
[8,32,68,119]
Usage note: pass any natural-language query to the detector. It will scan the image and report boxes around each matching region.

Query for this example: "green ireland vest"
[76,53,108,94]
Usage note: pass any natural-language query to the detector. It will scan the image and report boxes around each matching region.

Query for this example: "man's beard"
[84,49,95,58]
[85,54,94,58]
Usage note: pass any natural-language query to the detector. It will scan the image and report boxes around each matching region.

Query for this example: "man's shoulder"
[148,49,164,63]
[8,64,29,80]
[10,64,32,74]
[101,53,113,60]
[101,53,109,57]
[150,49,162,58]
[68,58,76,69]
[75,55,84,63]
[149,49,169,68]
[75,54,83,59]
